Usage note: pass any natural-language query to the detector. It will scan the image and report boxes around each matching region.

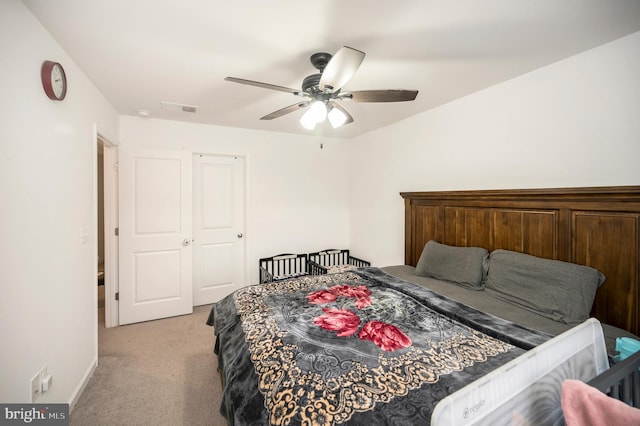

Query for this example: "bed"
[208,186,640,425]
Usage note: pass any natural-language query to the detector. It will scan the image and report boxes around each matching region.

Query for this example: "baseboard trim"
[68,356,98,412]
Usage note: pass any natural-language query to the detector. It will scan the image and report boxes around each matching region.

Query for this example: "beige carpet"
[70,286,226,425]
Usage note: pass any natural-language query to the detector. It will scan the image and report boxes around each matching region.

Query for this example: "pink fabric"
[562,379,640,426]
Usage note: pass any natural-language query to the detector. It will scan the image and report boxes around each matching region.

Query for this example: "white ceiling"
[24,0,640,139]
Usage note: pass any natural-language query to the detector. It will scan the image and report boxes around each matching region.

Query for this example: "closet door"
[192,155,245,305]
[118,148,193,324]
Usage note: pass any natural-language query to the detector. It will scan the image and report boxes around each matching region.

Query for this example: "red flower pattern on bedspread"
[313,307,361,337]
[309,284,411,351]
[306,289,337,304]
[308,284,372,308]
[358,321,412,351]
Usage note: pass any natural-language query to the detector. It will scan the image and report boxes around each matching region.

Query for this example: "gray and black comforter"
[207,267,551,425]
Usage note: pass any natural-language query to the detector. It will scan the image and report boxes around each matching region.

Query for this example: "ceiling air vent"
[161,101,199,113]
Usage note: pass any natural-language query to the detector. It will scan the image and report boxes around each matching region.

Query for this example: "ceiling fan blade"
[225,76,302,94]
[319,46,365,92]
[260,102,310,120]
[348,90,418,102]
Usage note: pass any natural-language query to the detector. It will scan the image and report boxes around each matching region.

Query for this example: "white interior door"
[101,141,119,328]
[193,154,245,305]
[118,148,193,324]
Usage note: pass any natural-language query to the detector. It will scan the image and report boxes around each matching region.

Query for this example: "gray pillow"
[415,241,489,289]
[484,249,606,324]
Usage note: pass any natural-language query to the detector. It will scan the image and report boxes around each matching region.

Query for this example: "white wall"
[119,117,351,284]
[348,31,640,267]
[0,0,118,404]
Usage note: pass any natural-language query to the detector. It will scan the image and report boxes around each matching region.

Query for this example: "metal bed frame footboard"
[308,249,371,276]
[258,253,308,284]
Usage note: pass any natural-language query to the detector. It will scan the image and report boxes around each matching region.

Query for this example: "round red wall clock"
[41,60,67,101]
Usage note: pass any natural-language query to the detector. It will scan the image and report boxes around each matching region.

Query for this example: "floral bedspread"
[208,267,551,425]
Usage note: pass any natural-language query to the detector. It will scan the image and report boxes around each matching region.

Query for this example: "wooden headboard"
[400,186,640,335]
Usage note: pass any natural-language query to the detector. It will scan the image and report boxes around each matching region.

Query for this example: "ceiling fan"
[225,46,418,130]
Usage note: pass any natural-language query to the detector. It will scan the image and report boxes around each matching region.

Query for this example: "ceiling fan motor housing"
[303,52,333,94]
[302,74,321,93]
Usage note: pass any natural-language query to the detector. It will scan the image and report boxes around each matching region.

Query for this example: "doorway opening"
[96,134,118,328]
[97,142,105,326]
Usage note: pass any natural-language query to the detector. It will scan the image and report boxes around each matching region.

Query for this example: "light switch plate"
[30,372,40,402]
[80,226,89,244]
[30,365,47,402]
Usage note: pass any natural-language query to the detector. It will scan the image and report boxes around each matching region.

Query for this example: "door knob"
[237,233,243,238]
[183,238,193,246]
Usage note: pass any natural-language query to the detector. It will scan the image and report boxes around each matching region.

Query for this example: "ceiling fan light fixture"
[300,109,318,129]
[300,101,327,129]
[309,101,327,122]
[327,106,347,128]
